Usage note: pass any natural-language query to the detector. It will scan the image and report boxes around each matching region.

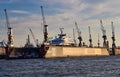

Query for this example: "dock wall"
[6,47,41,58]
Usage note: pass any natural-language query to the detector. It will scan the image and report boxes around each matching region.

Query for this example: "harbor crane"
[111,21,116,48]
[100,20,107,47]
[75,21,82,47]
[40,6,48,43]
[4,9,14,47]
[98,33,100,47]
[88,26,93,47]
[29,28,39,47]
[73,28,77,45]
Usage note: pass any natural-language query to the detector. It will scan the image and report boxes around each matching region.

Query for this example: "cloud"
[10,10,31,14]
[0,0,19,4]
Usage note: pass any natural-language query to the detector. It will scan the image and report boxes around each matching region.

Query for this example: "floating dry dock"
[1,45,120,59]
[42,45,110,58]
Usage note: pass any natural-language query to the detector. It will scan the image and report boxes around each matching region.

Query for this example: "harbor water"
[0,56,120,77]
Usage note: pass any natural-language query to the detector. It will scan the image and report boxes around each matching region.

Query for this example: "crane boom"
[75,21,81,37]
[100,20,106,36]
[4,9,10,29]
[29,28,39,47]
[41,6,46,26]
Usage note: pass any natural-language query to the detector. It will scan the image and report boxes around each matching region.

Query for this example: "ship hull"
[5,47,42,59]
[44,45,110,58]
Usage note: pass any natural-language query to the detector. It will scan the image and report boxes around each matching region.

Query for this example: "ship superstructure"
[50,28,75,46]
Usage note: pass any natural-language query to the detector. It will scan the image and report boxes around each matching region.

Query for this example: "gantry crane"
[111,21,116,48]
[4,9,14,47]
[29,28,39,47]
[75,21,82,47]
[40,6,48,43]
[88,26,93,47]
[100,20,107,47]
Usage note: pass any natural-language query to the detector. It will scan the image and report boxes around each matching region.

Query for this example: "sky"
[0,0,120,47]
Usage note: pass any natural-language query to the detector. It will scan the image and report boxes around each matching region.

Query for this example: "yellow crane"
[40,6,48,43]
[4,9,14,47]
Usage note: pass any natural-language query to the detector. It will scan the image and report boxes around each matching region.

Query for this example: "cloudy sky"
[0,0,120,47]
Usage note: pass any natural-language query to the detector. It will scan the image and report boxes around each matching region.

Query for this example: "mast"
[88,26,93,47]
[4,9,14,47]
[40,6,48,43]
